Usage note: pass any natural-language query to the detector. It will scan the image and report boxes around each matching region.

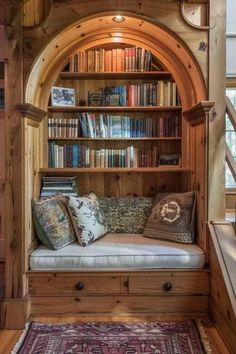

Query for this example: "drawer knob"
[76,282,84,291]
[163,282,172,292]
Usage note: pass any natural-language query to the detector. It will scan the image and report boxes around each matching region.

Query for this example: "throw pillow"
[32,194,76,250]
[68,193,108,246]
[143,191,196,244]
[98,197,153,233]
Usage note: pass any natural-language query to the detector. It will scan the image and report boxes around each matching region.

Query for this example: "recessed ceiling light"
[112,15,125,23]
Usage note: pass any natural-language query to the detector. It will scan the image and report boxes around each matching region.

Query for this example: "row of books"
[79,113,181,138]
[68,47,153,73]
[88,81,179,107]
[40,176,78,197]
[48,143,169,168]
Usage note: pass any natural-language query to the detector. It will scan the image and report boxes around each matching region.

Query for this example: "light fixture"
[112,15,125,23]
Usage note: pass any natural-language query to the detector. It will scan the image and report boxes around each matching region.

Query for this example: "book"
[41,176,79,197]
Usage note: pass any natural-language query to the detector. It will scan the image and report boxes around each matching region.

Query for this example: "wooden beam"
[208,0,226,219]
[183,101,214,126]
[23,0,52,28]
[16,103,47,122]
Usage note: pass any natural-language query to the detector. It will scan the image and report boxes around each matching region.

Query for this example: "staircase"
[225,96,236,231]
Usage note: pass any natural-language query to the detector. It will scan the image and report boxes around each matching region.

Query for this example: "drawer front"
[129,273,209,295]
[29,275,121,295]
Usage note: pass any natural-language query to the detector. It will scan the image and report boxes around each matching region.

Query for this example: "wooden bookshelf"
[47,45,184,187]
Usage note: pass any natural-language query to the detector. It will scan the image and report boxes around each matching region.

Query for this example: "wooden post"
[0,2,31,329]
[208,0,226,219]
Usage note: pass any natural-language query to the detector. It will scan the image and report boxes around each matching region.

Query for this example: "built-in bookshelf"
[45,45,187,186]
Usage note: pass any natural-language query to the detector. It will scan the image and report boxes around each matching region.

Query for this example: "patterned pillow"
[68,193,108,246]
[98,197,153,233]
[143,191,196,244]
[32,194,76,250]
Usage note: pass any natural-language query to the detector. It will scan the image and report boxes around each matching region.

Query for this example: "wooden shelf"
[40,167,191,173]
[48,137,182,141]
[48,106,182,113]
[60,71,172,80]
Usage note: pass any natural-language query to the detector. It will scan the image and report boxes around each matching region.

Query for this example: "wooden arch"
[25,13,206,110]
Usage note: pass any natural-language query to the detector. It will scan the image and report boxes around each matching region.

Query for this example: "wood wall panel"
[53,172,186,198]
[31,295,208,316]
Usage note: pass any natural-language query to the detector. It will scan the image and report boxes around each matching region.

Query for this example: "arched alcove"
[25,13,206,110]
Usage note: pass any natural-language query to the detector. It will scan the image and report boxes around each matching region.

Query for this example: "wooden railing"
[226,96,236,182]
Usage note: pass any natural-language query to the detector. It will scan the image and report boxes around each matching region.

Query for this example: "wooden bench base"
[28,269,209,316]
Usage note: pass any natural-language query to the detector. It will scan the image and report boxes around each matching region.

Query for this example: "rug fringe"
[195,319,213,354]
[11,322,31,354]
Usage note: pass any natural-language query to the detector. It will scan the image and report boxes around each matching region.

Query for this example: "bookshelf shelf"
[48,106,182,113]
[60,71,172,80]
[48,137,182,141]
[40,167,191,173]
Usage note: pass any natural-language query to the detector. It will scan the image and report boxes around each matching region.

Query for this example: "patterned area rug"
[13,320,209,354]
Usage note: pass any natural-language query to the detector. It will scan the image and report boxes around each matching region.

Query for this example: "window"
[226,88,236,188]
[227,0,236,77]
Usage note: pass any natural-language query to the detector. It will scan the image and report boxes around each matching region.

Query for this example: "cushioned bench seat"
[30,233,205,270]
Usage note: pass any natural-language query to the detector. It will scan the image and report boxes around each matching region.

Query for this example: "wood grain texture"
[4,4,25,303]
[31,295,209,316]
[1,297,31,329]
[208,0,226,219]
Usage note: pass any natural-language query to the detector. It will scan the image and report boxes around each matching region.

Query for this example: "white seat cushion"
[30,233,205,271]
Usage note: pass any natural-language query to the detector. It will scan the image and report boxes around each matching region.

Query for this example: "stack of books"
[40,176,79,197]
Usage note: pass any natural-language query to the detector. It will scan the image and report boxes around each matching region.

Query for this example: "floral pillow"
[143,191,196,244]
[68,193,108,246]
[32,194,76,250]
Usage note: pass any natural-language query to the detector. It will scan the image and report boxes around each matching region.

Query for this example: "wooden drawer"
[128,272,209,295]
[28,274,122,295]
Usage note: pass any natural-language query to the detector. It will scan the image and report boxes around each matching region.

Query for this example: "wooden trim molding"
[1,296,31,329]
[16,103,47,122]
[183,101,215,126]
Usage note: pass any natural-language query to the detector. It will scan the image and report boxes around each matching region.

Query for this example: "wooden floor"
[0,315,231,354]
